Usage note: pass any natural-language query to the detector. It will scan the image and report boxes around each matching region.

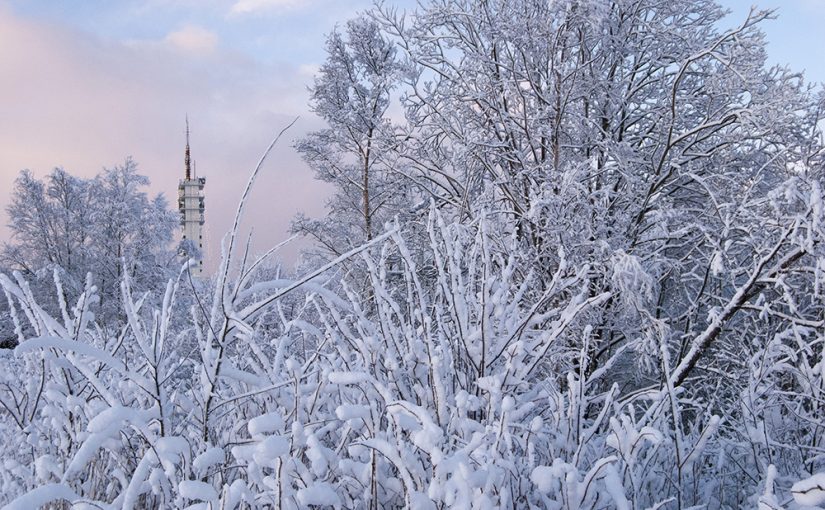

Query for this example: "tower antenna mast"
[185,115,191,180]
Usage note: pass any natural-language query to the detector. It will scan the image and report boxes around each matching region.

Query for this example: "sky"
[0,0,823,271]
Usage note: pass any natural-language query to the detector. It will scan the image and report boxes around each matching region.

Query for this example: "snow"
[64,406,149,481]
[306,434,330,476]
[759,465,781,510]
[410,491,437,510]
[193,447,224,473]
[328,371,370,385]
[252,435,289,465]
[157,436,190,458]
[530,466,556,493]
[604,465,630,510]
[682,415,720,468]
[122,450,157,510]
[248,411,284,437]
[219,365,267,386]
[15,335,125,372]
[34,455,61,482]
[178,480,219,502]
[336,404,370,420]
[792,472,825,506]
[222,479,254,510]
[296,482,341,507]
[3,483,79,510]
[87,405,142,434]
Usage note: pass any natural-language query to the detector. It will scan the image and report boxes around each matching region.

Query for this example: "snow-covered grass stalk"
[0,203,728,508]
[2,153,825,508]
[2,209,825,507]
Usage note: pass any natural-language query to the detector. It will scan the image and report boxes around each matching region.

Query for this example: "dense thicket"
[2,0,825,508]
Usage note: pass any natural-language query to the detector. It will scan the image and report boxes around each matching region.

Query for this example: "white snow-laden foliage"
[0,205,619,509]
[2,190,825,508]
[4,0,825,508]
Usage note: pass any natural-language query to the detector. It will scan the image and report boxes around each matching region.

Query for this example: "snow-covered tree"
[2,159,178,330]
[3,168,93,275]
[293,16,410,263]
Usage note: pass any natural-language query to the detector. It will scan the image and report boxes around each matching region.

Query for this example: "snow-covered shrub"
[1,127,824,508]
[0,202,756,509]
[0,197,632,508]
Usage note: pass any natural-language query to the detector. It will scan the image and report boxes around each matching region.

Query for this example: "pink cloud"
[165,25,219,54]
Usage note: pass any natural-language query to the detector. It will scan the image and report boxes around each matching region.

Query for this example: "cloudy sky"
[0,0,823,269]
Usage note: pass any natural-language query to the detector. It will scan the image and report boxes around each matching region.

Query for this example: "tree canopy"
[2,159,178,328]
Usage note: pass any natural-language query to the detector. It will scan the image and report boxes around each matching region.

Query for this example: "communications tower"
[178,118,206,276]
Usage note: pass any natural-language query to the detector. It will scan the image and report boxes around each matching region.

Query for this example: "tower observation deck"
[178,118,205,276]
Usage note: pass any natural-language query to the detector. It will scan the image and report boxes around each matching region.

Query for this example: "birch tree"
[293,16,409,262]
